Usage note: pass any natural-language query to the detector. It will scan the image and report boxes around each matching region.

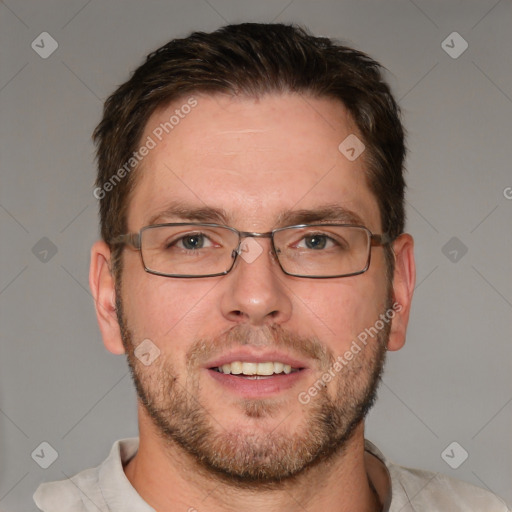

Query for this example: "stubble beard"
[116,292,390,486]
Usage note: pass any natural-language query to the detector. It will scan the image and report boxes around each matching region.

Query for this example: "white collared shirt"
[33,438,509,511]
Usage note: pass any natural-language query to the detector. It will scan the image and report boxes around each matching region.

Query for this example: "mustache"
[186,324,334,370]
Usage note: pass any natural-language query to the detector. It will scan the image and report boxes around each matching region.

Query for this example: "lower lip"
[207,369,309,398]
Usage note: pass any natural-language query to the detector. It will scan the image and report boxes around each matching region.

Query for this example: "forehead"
[128,93,380,231]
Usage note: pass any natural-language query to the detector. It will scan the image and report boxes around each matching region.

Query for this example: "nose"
[219,237,293,326]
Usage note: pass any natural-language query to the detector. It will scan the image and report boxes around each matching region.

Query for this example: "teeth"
[230,361,242,374]
[255,362,274,375]
[216,361,298,376]
[274,362,284,373]
[243,362,258,375]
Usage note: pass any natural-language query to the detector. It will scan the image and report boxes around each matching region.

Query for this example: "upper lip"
[205,349,309,369]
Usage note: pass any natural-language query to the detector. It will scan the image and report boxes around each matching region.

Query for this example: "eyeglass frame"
[111,222,394,279]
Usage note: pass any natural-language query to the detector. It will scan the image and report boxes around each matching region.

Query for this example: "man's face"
[118,93,392,482]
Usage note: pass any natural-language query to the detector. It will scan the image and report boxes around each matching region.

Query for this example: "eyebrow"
[145,201,366,229]
[146,201,229,226]
[275,205,365,227]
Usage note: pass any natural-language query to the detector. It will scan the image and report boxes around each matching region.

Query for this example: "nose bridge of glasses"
[234,231,272,251]
[239,231,274,239]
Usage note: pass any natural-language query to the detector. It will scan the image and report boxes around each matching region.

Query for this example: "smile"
[211,361,302,377]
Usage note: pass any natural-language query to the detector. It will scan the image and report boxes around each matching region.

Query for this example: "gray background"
[1,1,511,510]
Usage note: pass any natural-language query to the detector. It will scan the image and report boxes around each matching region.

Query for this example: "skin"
[90,93,415,512]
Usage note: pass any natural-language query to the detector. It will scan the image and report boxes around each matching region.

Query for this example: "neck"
[124,412,383,512]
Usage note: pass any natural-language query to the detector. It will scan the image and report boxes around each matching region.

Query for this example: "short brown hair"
[93,23,406,277]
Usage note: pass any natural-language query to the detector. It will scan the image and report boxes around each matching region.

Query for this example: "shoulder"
[388,462,510,511]
[33,438,140,512]
[33,467,106,512]
[364,440,509,511]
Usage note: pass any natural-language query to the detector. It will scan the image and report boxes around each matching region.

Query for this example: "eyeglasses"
[112,223,392,279]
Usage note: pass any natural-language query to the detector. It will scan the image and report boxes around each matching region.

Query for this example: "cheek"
[120,254,218,343]
[293,276,387,349]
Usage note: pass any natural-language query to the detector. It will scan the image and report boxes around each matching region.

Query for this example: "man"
[34,23,508,511]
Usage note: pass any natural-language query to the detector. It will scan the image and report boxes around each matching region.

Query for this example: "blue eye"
[296,233,339,250]
[165,233,215,251]
[180,234,205,250]
[304,234,329,250]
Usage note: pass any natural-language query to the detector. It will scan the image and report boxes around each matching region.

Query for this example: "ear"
[89,240,125,355]
[386,233,415,351]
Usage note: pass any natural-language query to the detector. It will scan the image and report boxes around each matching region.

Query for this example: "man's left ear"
[387,233,415,351]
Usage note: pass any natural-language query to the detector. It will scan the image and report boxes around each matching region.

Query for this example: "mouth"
[206,353,310,398]
[210,361,304,379]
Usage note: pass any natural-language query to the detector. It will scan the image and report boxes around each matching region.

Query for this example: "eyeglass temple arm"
[370,233,394,246]
[110,233,141,249]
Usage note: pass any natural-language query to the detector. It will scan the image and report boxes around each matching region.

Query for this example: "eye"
[170,233,214,250]
[288,228,352,252]
[295,233,339,250]
[301,234,331,250]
